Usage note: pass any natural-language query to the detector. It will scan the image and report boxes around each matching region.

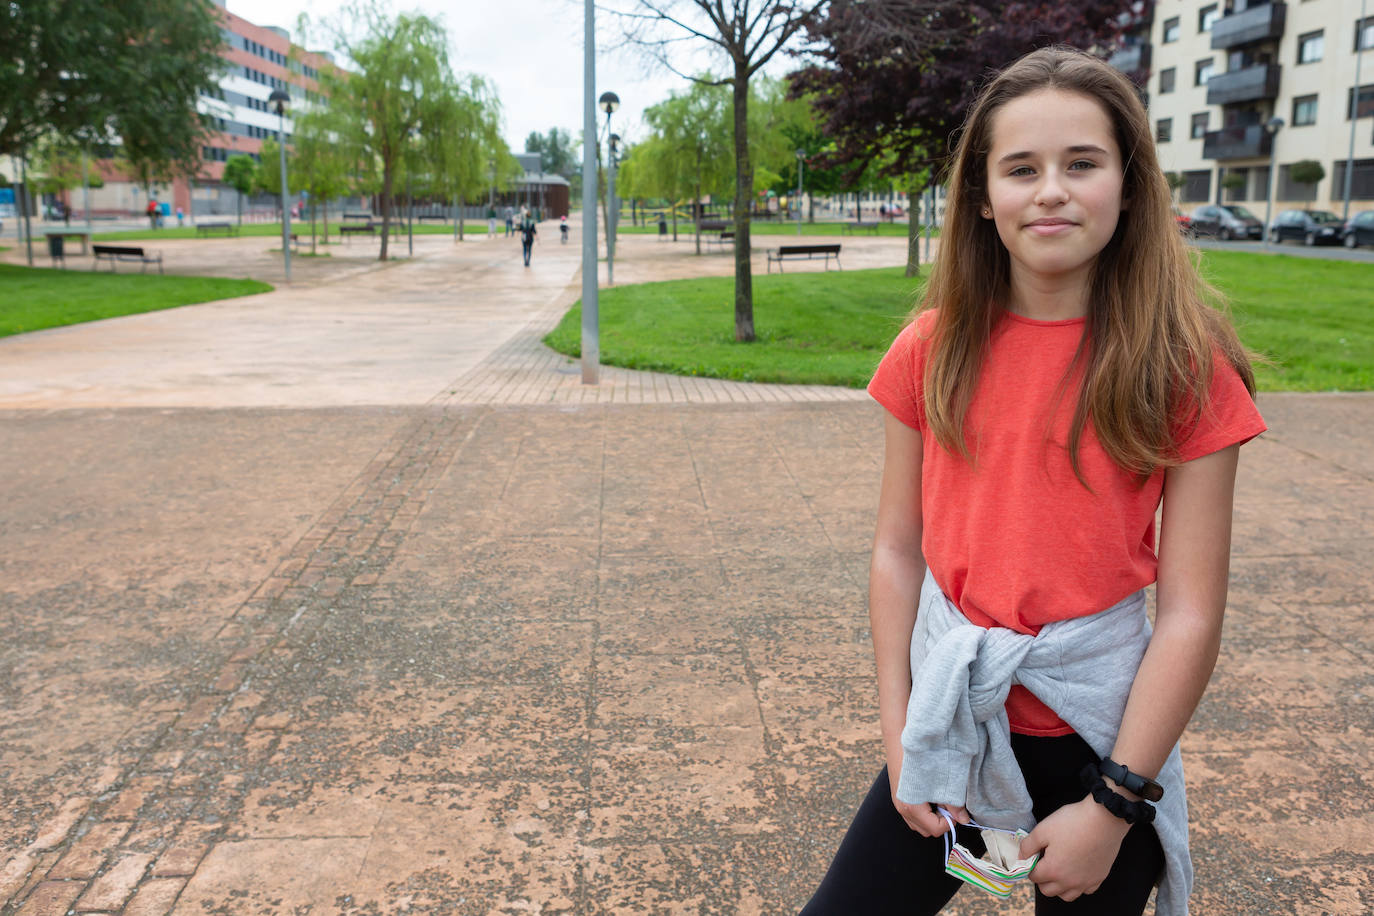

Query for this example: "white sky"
[226,0,767,157]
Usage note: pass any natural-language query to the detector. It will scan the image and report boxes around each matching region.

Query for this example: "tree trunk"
[323,197,329,245]
[380,165,394,261]
[672,202,677,242]
[905,186,921,278]
[311,202,318,255]
[808,193,814,224]
[693,169,702,256]
[457,193,464,241]
[731,65,755,343]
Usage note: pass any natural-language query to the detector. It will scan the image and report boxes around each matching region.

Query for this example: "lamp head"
[796,149,805,158]
[599,91,620,115]
[268,87,290,115]
[1266,116,1284,133]
[609,132,620,152]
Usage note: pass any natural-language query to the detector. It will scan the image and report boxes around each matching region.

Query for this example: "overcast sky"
[226,0,791,156]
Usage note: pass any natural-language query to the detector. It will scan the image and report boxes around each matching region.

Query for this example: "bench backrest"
[93,245,144,255]
[777,244,840,255]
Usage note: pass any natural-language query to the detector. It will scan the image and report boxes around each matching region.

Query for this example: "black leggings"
[801,732,1165,916]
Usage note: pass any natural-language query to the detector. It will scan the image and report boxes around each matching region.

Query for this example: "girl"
[802,47,1265,916]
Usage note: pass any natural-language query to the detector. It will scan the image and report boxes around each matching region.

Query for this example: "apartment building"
[82,1,337,218]
[1136,0,1374,215]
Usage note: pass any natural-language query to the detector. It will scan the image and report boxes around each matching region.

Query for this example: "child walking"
[801,47,1265,916]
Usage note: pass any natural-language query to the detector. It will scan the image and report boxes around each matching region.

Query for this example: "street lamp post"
[1262,116,1283,251]
[599,92,619,287]
[407,127,417,258]
[1342,0,1368,222]
[795,149,805,237]
[269,88,292,282]
[608,131,620,286]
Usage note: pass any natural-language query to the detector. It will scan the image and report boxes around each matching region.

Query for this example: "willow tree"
[309,2,454,260]
[639,82,733,255]
[424,75,510,241]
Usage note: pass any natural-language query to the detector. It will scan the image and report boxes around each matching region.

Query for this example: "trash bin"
[46,233,64,265]
[658,215,668,237]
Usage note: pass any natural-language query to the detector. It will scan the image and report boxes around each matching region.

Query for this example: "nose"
[1034,172,1069,208]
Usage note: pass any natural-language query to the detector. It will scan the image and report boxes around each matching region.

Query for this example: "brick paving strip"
[1,232,1371,914]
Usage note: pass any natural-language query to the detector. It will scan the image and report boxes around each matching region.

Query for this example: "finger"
[1020,828,1048,858]
[1059,889,1082,902]
[945,804,971,825]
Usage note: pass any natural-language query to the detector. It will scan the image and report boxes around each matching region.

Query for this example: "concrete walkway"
[1,228,1371,915]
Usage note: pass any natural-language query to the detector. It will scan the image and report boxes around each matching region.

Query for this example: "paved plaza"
[0,226,1370,914]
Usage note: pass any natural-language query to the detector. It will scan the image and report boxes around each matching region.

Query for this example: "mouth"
[1024,218,1077,235]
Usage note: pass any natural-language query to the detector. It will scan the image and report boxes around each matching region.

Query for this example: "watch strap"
[1099,757,1164,802]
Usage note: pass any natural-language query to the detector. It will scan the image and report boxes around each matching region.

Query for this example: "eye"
[1069,159,1098,170]
[1009,165,1035,177]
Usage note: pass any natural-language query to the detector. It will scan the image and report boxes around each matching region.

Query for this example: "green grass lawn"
[92,220,476,242]
[0,264,272,338]
[543,251,1373,391]
[615,219,921,238]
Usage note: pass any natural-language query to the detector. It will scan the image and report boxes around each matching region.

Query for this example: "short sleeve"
[868,312,935,430]
[1174,351,1267,462]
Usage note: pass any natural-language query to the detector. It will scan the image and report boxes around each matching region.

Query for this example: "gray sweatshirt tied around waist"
[897,570,1192,915]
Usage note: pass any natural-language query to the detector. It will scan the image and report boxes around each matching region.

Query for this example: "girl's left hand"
[1019,796,1131,901]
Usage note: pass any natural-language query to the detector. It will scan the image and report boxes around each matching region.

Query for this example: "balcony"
[1206,63,1282,105]
[1202,125,1273,160]
[1211,2,1286,50]
[1108,42,1152,75]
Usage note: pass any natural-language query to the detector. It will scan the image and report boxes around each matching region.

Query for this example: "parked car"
[1341,210,1374,249]
[1189,204,1263,240]
[1269,209,1344,246]
[1172,207,1194,237]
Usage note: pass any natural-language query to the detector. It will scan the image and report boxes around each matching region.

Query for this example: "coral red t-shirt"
[869,309,1266,735]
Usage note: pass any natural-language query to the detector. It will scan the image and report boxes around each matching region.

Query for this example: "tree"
[618,0,826,341]
[1289,159,1325,207]
[290,105,355,249]
[1164,170,1185,203]
[1,0,226,183]
[792,0,1140,274]
[222,155,259,226]
[638,81,734,254]
[525,127,577,177]
[309,2,456,261]
[425,75,509,241]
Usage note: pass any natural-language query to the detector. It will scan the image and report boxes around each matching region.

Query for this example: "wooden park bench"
[195,221,238,237]
[706,230,735,250]
[766,243,841,273]
[340,223,377,242]
[698,219,729,233]
[841,221,881,235]
[92,244,163,273]
[415,213,448,222]
[342,212,374,222]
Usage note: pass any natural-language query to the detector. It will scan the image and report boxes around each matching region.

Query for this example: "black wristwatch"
[1097,757,1164,802]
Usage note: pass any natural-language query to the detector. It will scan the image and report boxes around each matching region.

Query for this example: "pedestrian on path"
[504,206,514,237]
[487,206,497,238]
[518,214,538,266]
[802,47,1265,916]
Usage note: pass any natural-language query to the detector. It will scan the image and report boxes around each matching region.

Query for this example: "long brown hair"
[917,46,1255,481]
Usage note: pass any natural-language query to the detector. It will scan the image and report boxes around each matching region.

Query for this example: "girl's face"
[982,88,1125,296]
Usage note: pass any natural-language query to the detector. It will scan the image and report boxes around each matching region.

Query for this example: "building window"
[1358,16,1374,51]
[1163,16,1180,42]
[1160,67,1176,94]
[1195,59,1215,86]
[1224,168,1249,202]
[1279,163,1320,201]
[1297,30,1323,63]
[1199,4,1219,32]
[1331,158,1374,200]
[1157,118,1173,142]
[1348,84,1374,120]
[1182,169,1212,202]
[1191,112,1210,138]
[1292,95,1319,126]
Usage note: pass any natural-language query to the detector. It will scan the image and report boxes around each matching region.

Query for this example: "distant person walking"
[146,198,159,230]
[487,206,497,238]
[504,206,514,237]
[518,215,537,267]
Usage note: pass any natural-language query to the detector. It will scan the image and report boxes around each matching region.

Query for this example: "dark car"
[1172,207,1194,237]
[1269,209,1344,246]
[1189,204,1263,240]
[1341,210,1374,249]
